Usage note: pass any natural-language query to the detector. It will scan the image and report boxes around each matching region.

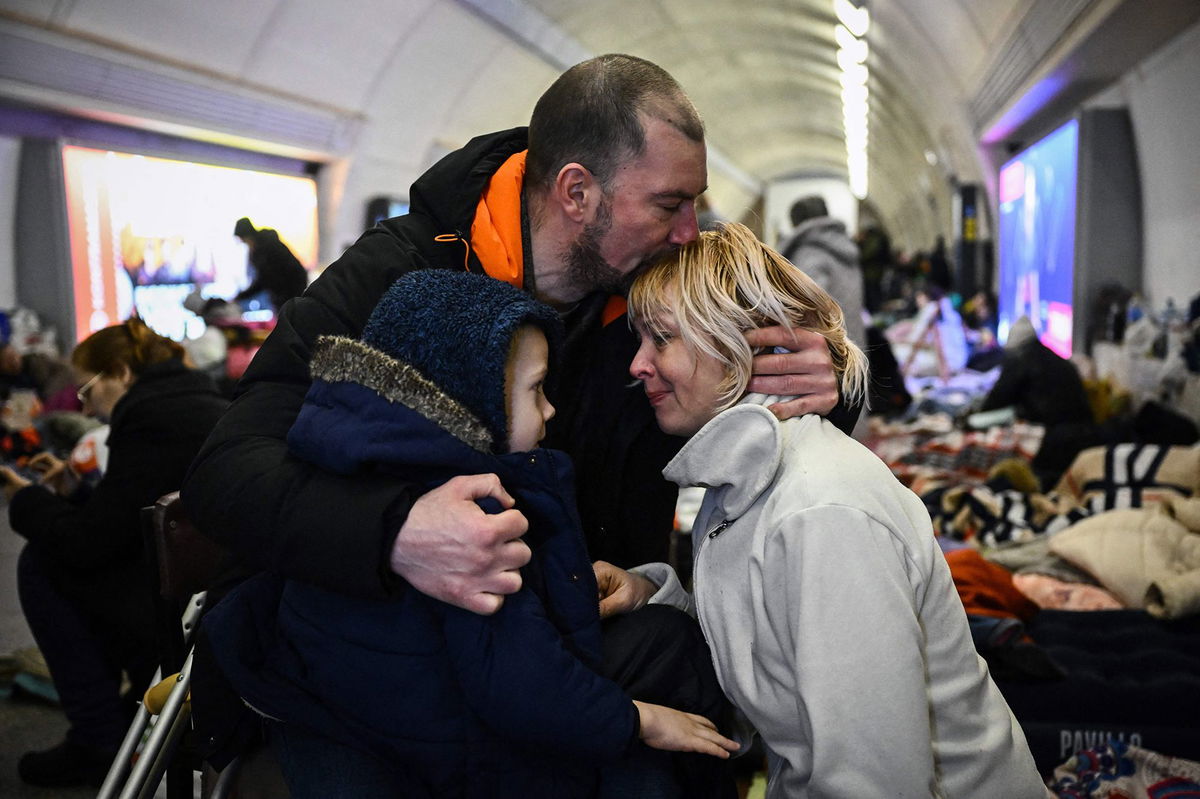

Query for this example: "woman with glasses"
[0,317,228,788]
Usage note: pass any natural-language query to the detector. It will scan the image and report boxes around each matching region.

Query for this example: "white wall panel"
[59,0,270,77]
[439,42,556,147]
[0,0,59,23]
[326,2,523,255]
[1121,20,1200,311]
[245,0,434,110]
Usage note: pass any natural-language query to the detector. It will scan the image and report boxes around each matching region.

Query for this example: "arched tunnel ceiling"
[457,0,1037,248]
[2,0,1193,255]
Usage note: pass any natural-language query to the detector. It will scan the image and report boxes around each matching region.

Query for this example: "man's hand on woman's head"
[390,473,531,616]
[593,560,657,619]
[745,326,838,419]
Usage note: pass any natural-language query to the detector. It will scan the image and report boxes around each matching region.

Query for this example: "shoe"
[13,646,51,679]
[12,671,60,704]
[17,738,117,787]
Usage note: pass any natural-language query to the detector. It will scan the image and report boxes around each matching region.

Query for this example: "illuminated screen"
[61,145,318,342]
[996,119,1078,358]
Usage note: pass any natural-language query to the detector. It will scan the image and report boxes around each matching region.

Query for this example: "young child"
[599,223,1046,797]
[202,269,736,798]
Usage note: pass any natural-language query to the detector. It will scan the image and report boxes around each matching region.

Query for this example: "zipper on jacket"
[707,519,731,539]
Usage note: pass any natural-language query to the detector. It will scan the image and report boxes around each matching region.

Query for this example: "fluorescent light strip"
[835,2,870,199]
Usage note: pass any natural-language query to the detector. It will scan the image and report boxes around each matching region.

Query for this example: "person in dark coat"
[980,316,1094,429]
[980,316,1099,486]
[777,194,866,348]
[927,235,954,293]
[0,318,229,788]
[232,217,309,313]
[204,270,736,797]
[183,55,850,795]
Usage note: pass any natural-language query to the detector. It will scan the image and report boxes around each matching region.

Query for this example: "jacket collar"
[409,127,528,238]
[309,335,493,453]
[298,336,577,506]
[404,128,628,326]
[470,151,526,288]
[662,394,789,519]
[109,358,215,429]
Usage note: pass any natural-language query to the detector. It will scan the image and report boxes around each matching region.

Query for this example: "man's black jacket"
[182,128,684,599]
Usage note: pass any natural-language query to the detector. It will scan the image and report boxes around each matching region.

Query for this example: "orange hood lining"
[470,151,526,289]
[469,150,627,327]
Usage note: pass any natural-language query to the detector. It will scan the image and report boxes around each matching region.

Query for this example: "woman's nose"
[629,347,653,380]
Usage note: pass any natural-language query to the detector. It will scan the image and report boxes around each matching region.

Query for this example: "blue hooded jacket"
[202,271,639,798]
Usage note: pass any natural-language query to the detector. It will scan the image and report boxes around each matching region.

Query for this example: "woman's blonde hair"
[72,317,187,378]
[628,221,868,413]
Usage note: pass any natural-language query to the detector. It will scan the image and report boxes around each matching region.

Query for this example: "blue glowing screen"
[996,119,1078,358]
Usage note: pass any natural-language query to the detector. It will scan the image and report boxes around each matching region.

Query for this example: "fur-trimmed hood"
[307,334,494,455]
[287,334,506,479]
[353,269,562,454]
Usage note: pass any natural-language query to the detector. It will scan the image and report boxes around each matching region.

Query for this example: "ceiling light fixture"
[836,1,870,199]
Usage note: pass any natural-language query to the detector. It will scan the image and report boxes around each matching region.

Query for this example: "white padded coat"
[639,396,1046,799]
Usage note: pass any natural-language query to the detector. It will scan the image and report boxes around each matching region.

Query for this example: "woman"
[598,223,1045,797]
[0,317,229,788]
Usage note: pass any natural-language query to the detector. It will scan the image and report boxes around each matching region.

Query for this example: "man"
[777,194,866,349]
[232,217,309,313]
[183,54,843,791]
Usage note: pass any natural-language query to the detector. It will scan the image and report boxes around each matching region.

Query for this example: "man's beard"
[565,196,634,295]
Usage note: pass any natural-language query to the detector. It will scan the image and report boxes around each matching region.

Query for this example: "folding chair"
[97,491,240,799]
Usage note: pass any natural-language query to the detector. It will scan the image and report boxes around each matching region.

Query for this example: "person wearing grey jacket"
[596,222,1046,798]
[777,195,866,349]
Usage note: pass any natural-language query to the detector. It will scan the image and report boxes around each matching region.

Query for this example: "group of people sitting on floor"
[9,51,1196,799]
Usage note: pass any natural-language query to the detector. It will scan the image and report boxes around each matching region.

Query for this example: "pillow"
[1048,500,1199,608]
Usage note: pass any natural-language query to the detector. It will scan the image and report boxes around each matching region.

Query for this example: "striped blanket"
[933,443,1196,545]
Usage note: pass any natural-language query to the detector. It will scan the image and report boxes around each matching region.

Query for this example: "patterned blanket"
[865,415,1045,496]
[1050,739,1200,798]
[865,425,1198,547]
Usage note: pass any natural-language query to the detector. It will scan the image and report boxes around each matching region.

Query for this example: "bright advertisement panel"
[61,145,318,342]
[996,119,1078,358]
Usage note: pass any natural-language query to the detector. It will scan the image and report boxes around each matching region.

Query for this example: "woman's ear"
[116,363,135,386]
[552,163,602,225]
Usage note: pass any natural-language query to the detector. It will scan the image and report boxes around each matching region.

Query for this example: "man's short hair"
[789,195,828,227]
[526,54,704,192]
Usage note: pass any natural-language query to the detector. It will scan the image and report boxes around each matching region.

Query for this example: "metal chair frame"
[97,493,240,799]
